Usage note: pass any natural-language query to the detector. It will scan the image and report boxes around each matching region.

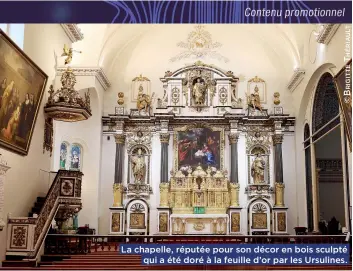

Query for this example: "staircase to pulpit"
[2,170,83,267]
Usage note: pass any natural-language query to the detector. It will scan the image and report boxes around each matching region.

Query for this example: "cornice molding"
[287,68,305,93]
[316,24,340,45]
[57,67,111,91]
[61,24,84,43]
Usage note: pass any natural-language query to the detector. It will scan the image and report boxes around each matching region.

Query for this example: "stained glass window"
[70,144,82,170]
[60,142,68,169]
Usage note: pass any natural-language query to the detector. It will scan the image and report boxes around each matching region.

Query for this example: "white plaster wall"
[282,134,298,234]
[0,24,71,264]
[98,135,115,234]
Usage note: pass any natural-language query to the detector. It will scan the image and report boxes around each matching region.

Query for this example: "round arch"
[311,72,340,139]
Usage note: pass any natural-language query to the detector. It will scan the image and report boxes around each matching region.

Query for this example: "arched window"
[59,142,83,171]
[312,73,340,140]
[59,142,69,169]
[70,144,82,170]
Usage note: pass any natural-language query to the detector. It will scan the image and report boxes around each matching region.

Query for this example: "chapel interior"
[0,23,351,268]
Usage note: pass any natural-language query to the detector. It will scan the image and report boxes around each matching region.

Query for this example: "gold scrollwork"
[193,222,205,231]
[159,213,168,233]
[277,212,286,231]
[231,213,240,232]
[111,213,120,232]
[113,183,123,207]
[275,182,285,207]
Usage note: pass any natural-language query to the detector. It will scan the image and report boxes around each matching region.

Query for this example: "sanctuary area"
[0,23,350,269]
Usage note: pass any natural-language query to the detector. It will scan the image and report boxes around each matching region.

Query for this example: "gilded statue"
[137,85,155,114]
[61,44,81,65]
[251,153,266,184]
[192,78,207,105]
[131,148,146,184]
[247,85,262,111]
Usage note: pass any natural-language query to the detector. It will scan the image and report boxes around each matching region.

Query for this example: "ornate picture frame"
[173,123,224,171]
[334,59,352,151]
[0,29,48,155]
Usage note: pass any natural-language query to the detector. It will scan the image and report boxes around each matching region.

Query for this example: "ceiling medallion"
[44,45,91,122]
[170,25,229,63]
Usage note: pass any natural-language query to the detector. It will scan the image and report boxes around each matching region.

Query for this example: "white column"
[310,142,319,233]
[0,155,10,231]
[340,114,350,231]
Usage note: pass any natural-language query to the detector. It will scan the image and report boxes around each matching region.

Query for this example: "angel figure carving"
[136,85,155,114]
[251,153,266,184]
[192,78,207,105]
[61,44,82,65]
[131,148,146,184]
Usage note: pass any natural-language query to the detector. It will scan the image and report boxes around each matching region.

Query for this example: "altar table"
[170,214,229,235]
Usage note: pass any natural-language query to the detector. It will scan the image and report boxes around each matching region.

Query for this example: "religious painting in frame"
[129,213,145,229]
[0,30,48,155]
[252,213,267,229]
[334,59,352,151]
[174,124,224,171]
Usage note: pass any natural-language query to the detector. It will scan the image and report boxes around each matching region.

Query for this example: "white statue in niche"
[251,153,266,184]
[131,148,146,184]
[192,78,207,105]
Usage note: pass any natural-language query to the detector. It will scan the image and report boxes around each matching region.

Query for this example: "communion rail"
[44,234,349,255]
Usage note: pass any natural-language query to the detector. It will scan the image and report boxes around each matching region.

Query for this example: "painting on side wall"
[0,30,48,155]
[175,126,223,171]
[334,59,352,151]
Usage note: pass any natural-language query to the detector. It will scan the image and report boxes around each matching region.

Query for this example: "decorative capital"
[228,133,239,144]
[275,182,285,189]
[113,183,123,192]
[160,133,170,144]
[230,182,240,190]
[272,134,284,145]
[115,134,126,144]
